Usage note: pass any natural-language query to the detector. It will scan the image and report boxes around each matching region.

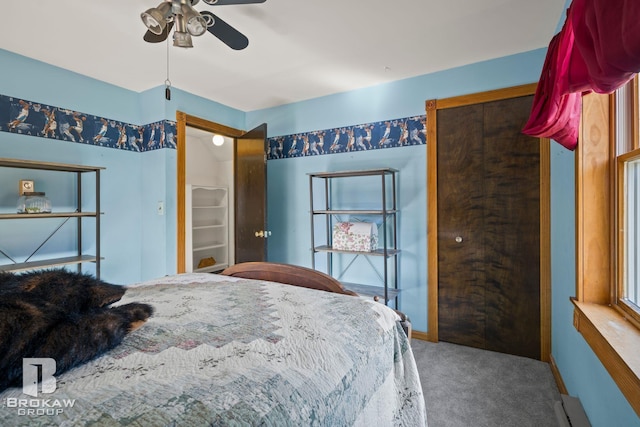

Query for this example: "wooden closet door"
[436,95,541,359]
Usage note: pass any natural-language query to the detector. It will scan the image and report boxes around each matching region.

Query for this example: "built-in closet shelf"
[0,157,103,277]
[193,225,226,230]
[193,243,227,251]
[186,185,229,273]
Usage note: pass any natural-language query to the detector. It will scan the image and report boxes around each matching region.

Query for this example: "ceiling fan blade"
[143,21,174,43]
[200,11,249,50]
[202,0,266,5]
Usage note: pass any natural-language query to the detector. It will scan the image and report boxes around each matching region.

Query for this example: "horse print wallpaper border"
[0,95,176,152]
[0,94,426,159]
[267,115,426,160]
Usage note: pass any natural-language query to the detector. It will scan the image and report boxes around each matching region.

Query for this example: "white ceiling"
[0,0,564,112]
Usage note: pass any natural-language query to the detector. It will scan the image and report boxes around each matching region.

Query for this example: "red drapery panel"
[522,0,640,150]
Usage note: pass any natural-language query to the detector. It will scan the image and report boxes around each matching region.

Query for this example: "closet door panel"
[482,96,540,359]
[437,104,486,348]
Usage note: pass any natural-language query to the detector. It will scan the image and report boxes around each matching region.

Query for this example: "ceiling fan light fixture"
[173,31,194,48]
[141,2,172,35]
[141,0,259,50]
[181,4,207,36]
[141,9,165,35]
[172,14,194,47]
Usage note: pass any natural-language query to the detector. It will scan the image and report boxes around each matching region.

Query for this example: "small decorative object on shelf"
[332,221,378,252]
[17,192,51,214]
[197,257,217,269]
[18,179,34,196]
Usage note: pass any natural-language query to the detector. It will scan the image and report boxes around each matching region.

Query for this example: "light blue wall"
[0,50,142,125]
[1,20,639,424]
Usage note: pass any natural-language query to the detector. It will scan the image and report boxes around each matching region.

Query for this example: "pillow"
[0,269,153,392]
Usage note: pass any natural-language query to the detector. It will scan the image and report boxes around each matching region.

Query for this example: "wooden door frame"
[425,83,552,362]
[176,111,244,273]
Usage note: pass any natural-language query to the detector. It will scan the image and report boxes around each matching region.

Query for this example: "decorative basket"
[332,222,378,252]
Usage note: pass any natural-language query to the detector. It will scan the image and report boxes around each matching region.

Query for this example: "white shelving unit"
[309,168,400,306]
[186,185,229,273]
[0,157,103,278]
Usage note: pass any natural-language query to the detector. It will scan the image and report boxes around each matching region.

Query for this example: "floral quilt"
[0,273,427,426]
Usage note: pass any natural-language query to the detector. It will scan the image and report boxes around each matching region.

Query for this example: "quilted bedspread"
[0,273,427,426]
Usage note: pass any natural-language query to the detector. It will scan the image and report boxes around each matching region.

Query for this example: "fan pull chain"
[165,37,172,100]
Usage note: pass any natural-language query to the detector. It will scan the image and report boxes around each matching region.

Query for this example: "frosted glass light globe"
[212,134,224,146]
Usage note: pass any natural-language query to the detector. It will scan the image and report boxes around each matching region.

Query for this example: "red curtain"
[522,0,640,150]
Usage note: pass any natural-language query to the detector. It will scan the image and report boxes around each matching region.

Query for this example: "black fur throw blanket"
[0,269,153,392]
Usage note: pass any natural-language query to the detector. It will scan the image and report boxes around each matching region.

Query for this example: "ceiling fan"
[141,0,266,50]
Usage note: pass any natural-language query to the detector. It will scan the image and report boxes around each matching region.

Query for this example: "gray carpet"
[411,339,561,427]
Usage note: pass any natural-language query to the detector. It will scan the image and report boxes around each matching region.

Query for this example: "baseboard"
[549,354,568,395]
[411,330,430,341]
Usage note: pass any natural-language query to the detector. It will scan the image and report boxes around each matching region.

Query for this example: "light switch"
[157,201,164,215]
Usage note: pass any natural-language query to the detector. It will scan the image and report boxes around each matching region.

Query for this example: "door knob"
[255,230,264,238]
[455,236,463,243]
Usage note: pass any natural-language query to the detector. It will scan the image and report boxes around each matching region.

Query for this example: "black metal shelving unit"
[0,158,104,278]
[309,168,399,306]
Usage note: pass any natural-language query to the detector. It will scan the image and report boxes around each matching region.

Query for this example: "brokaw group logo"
[23,358,56,397]
[3,358,76,417]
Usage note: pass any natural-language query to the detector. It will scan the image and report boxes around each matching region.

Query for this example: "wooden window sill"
[572,299,640,416]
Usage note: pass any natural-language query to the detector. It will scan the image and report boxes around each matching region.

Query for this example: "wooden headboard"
[220,262,358,296]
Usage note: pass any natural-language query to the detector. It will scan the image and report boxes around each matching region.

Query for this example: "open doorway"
[184,126,235,273]
[176,112,268,273]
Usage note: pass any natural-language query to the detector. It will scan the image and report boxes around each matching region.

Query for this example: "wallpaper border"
[0,94,426,159]
[0,94,176,152]
[267,115,426,160]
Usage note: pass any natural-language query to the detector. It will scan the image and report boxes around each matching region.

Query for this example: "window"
[620,153,640,308]
[574,76,640,417]
[616,76,640,324]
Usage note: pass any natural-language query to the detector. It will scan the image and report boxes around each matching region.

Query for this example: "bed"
[0,262,427,426]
